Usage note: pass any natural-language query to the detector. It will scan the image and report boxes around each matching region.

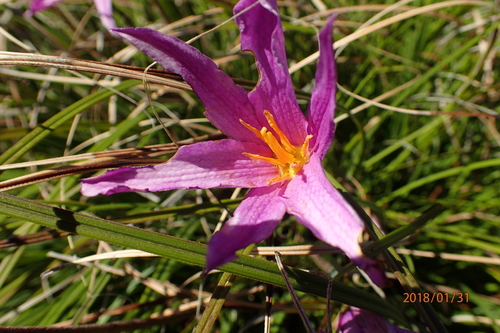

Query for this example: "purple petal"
[27,0,64,14]
[206,184,286,271]
[354,258,388,287]
[283,154,386,285]
[94,0,116,31]
[81,139,279,196]
[282,154,365,265]
[234,0,308,146]
[112,28,263,144]
[307,14,337,159]
[337,307,416,333]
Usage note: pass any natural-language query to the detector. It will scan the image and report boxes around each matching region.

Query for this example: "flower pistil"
[240,111,312,184]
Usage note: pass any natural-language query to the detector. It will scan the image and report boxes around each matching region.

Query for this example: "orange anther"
[240,111,313,184]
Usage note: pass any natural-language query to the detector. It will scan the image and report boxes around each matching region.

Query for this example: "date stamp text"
[403,292,469,303]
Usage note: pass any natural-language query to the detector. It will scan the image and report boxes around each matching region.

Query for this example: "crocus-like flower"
[81,0,379,281]
[337,307,416,333]
[27,0,116,31]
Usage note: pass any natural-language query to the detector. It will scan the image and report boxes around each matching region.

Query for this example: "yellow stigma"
[240,110,312,185]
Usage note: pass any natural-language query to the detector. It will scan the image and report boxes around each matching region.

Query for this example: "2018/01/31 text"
[403,293,469,303]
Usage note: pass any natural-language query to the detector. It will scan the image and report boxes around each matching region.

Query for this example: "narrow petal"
[206,184,286,272]
[337,307,416,333]
[307,15,337,159]
[113,28,262,144]
[283,155,385,285]
[234,0,308,146]
[281,154,366,266]
[94,0,116,31]
[27,0,64,14]
[81,140,278,196]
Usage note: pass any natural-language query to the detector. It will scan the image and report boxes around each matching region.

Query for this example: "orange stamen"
[240,111,312,185]
[242,152,287,167]
[240,119,264,141]
[263,111,296,153]
[262,131,294,164]
[301,135,313,157]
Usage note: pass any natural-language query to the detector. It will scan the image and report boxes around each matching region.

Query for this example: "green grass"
[0,0,499,332]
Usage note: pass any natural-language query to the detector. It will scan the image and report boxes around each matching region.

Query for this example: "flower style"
[81,0,379,280]
[337,307,416,333]
[27,0,116,32]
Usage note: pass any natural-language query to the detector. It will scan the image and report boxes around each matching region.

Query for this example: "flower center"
[240,111,312,185]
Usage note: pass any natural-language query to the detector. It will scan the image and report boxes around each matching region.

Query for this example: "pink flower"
[27,0,116,31]
[337,307,416,333]
[81,0,379,280]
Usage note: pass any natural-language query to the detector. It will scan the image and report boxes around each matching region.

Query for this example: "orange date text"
[403,292,468,303]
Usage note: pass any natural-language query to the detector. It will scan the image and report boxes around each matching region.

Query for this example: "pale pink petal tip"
[81,167,145,196]
[94,0,117,31]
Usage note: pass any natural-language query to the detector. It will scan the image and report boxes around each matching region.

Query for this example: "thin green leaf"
[0,192,406,324]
